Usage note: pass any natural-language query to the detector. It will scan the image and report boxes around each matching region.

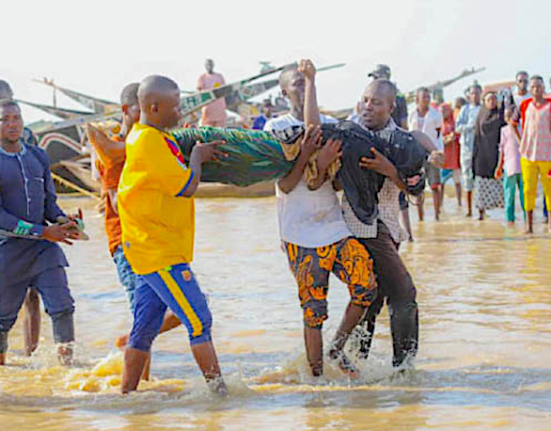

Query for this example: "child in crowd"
[495,106,525,225]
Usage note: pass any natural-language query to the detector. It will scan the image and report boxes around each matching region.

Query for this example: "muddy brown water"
[1,195,549,431]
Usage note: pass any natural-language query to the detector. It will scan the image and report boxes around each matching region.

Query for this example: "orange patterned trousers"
[285,237,378,328]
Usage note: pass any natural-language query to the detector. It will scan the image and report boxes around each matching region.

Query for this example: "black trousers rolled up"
[356,221,419,367]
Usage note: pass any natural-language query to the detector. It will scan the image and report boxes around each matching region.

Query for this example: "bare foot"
[329,348,360,379]
[506,221,515,227]
[57,344,73,366]
[207,377,229,397]
[466,212,472,218]
[525,227,534,234]
[0,353,5,365]
[116,334,130,350]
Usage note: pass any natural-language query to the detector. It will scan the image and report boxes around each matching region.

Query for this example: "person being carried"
[118,75,227,394]
[264,61,378,378]
[0,100,81,365]
[88,83,182,382]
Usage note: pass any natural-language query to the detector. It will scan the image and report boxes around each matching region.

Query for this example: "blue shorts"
[113,246,138,313]
[128,263,212,352]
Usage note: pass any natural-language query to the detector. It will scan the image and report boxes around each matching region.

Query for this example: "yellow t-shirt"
[118,123,195,275]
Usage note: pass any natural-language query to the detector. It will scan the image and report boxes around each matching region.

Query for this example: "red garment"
[518,97,551,127]
[441,106,461,170]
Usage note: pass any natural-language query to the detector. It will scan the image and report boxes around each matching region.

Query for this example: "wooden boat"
[225,79,279,115]
[404,67,486,103]
[23,62,344,198]
[34,78,119,113]
[17,100,94,120]
[26,120,95,194]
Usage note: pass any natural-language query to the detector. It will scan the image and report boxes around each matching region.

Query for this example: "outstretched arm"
[298,58,342,191]
[85,125,126,166]
[299,59,321,127]
[411,131,444,168]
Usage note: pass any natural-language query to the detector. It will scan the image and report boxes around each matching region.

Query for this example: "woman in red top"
[441,103,462,207]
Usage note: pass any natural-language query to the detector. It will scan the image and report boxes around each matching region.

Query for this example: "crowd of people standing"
[0,60,549,398]
[395,69,551,236]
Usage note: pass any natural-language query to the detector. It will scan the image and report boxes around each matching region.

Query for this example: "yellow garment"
[118,123,195,275]
[520,158,551,212]
[279,141,341,186]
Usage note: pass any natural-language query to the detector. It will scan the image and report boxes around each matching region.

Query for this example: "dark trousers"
[356,221,419,367]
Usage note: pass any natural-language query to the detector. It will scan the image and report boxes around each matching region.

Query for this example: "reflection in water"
[0,197,550,431]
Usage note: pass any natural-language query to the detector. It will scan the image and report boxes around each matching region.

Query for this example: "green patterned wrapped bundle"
[172,127,294,187]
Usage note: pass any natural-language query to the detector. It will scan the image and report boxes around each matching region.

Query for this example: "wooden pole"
[51,172,101,201]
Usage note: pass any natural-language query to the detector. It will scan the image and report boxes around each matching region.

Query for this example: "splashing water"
[1,196,550,431]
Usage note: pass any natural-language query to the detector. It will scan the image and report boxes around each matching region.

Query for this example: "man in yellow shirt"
[118,75,227,394]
